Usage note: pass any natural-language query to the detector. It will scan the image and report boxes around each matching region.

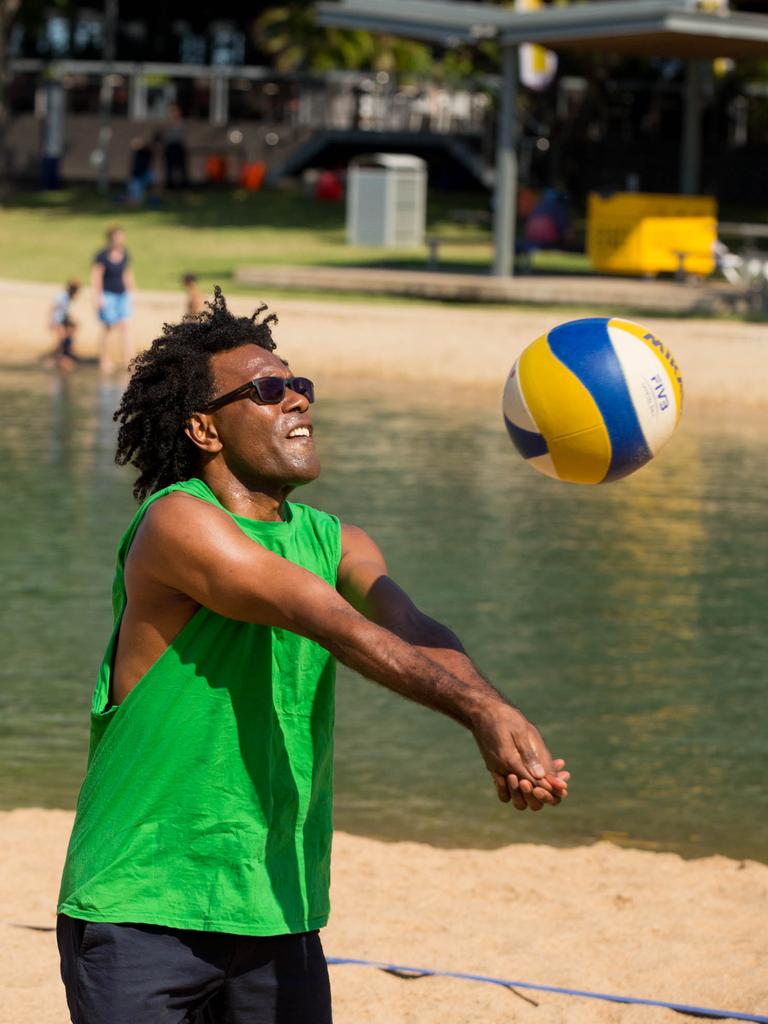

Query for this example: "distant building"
[4,2,768,201]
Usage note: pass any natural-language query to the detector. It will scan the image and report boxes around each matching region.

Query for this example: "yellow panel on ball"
[518,336,612,484]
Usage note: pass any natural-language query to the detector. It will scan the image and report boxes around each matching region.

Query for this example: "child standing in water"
[44,278,81,371]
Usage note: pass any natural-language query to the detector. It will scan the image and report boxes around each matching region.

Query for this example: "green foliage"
[253,3,433,78]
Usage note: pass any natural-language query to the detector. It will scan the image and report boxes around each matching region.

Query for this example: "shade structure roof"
[317,0,768,59]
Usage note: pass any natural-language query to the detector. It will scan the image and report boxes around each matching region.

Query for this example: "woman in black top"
[91,225,135,374]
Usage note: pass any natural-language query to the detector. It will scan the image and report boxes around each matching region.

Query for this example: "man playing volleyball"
[57,289,569,1024]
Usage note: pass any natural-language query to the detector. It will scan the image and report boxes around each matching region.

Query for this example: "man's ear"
[185,413,223,454]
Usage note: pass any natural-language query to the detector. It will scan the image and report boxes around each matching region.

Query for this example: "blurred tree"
[253,2,432,78]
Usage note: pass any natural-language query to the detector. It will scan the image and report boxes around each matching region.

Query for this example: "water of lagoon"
[1,365,766,862]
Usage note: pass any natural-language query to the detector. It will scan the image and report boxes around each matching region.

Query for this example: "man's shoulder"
[142,487,222,528]
[129,483,224,538]
[124,489,231,570]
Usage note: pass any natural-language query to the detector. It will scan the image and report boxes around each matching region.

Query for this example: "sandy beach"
[2,280,767,1021]
[1,277,767,406]
[2,809,767,1024]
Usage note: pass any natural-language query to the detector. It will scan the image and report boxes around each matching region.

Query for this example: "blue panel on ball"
[546,318,652,482]
[504,415,549,459]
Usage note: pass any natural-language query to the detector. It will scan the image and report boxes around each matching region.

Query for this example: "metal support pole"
[96,0,118,194]
[210,75,229,127]
[493,44,519,277]
[680,60,703,195]
[129,72,148,121]
[41,78,66,190]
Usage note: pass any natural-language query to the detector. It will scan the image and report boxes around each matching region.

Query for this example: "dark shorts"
[60,335,77,359]
[57,915,333,1024]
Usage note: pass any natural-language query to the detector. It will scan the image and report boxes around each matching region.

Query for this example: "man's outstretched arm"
[337,524,569,811]
[131,495,566,804]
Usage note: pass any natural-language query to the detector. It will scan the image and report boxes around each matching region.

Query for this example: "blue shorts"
[127,171,153,202]
[99,291,132,326]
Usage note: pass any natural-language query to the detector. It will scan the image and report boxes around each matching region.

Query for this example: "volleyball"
[503,317,683,484]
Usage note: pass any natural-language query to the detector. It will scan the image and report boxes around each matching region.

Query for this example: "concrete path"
[235,264,742,315]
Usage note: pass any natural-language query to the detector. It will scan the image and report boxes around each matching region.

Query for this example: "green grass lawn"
[0,186,591,297]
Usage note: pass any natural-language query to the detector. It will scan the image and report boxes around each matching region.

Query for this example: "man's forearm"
[316,605,501,729]
[317,607,557,791]
[385,611,508,710]
[416,644,502,700]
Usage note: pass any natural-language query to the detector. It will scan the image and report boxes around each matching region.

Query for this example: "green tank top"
[58,478,341,936]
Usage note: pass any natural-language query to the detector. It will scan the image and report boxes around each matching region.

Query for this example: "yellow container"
[587,192,717,276]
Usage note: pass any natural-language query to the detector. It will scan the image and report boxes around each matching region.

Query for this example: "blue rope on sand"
[326,956,768,1023]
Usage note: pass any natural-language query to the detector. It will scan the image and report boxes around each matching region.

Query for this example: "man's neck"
[200,470,292,522]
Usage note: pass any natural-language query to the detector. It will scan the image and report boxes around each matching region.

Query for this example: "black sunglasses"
[204,375,315,412]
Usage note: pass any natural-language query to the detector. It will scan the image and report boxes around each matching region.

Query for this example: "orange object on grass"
[205,155,228,184]
[240,162,266,191]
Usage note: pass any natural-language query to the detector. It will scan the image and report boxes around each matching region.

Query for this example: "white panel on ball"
[607,325,679,455]
[502,361,539,433]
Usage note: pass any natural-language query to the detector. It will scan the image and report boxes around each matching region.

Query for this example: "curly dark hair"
[114,286,277,502]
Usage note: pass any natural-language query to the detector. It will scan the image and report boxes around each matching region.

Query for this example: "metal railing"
[10,59,493,136]
[296,83,491,135]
